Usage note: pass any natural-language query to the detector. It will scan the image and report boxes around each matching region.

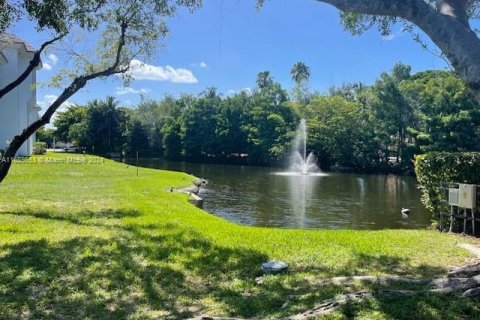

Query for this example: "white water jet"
[276,119,325,176]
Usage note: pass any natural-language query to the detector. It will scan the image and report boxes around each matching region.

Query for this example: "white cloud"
[37,94,74,115]
[115,87,151,95]
[227,87,252,96]
[42,63,52,71]
[127,59,198,84]
[42,53,59,71]
[199,62,208,68]
[48,54,58,65]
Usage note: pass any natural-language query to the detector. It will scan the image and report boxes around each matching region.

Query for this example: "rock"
[261,260,289,275]
[463,287,480,300]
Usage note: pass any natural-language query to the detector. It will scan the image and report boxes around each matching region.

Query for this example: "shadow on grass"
[328,292,480,320]
[0,209,479,319]
[2,208,141,224]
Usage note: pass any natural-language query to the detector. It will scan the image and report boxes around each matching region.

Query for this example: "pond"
[131,158,432,230]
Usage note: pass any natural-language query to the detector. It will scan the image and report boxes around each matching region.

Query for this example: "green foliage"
[162,120,182,160]
[54,105,88,142]
[54,97,131,154]
[36,127,55,147]
[401,70,480,153]
[32,142,47,155]
[256,70,274,90]
[50,63,480,172]
[306,95,365,168]
[370,68,414,169]
[290,61,310,84]
[181,88,222,159]
[415,152,480,225]
[126,120,150,154]
[243,81,297,163]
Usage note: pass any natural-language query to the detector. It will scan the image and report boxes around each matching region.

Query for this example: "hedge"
[415,152,480,229]
[33,142,47,155]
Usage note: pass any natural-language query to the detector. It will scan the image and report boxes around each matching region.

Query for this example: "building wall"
[0,47,37,156]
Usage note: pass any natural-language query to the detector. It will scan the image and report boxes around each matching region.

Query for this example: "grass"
[0,153,479,319]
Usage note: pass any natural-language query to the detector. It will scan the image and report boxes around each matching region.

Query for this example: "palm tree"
[290,62,311,85]
[256,71,273,89]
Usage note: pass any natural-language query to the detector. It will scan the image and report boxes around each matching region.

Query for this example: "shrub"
[33,142,47,155]
[415,152,480,229]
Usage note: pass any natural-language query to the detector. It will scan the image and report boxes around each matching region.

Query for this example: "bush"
[415,152,480,228]
[33,142,47,155]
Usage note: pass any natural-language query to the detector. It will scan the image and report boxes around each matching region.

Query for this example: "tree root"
[192,244,480,320]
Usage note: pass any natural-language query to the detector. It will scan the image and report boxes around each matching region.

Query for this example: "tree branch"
[0,22,129,184]
[314,0,480,102]
[314,0,434,21]
[436,0,469,26]
[0,33,66,100]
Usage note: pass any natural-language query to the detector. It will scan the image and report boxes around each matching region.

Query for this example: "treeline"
[38,63,480,173]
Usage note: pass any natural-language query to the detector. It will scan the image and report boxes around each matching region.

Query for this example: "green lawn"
[0,153,479,319]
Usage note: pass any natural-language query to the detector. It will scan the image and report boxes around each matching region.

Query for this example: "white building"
[0,34,41,156]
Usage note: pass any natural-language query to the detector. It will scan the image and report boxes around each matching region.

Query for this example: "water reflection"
[125,158,431,230]
[287,175,319,228]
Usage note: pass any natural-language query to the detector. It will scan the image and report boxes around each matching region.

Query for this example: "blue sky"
[10,0,447,110]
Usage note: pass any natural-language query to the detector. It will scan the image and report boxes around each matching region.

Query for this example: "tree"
[181,88,222,160]
[0,0,202,184]
[53,105,88,143]
[401,70,480,152]
[256,71,274,90]
[135,96,184,155]
[86,97,126,154]
[162,120,182,160]
[291,61,311,84]
[36,127,56,148]
[306,95,363,167]
[217,92,250,157]
[370,67,414,167]
[244,81,296,163]
[127,120,150,155]
[290,61,311,106]
[258,0,480,103]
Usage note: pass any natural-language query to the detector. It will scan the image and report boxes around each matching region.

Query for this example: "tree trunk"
[315,0,480,103]
[0,78,87,183]
[0,22,128,185]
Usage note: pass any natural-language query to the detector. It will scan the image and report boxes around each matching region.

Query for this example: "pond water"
[131,159,432,230]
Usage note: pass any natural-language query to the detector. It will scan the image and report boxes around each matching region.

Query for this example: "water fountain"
[291,119,318,174]
[275,119,326,176]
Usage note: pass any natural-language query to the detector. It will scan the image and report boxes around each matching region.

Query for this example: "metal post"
[472,209,475,236]
[440,209,444,232]
[136,150,139,176]
[463,208,467,234]
[449,206,454,232]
